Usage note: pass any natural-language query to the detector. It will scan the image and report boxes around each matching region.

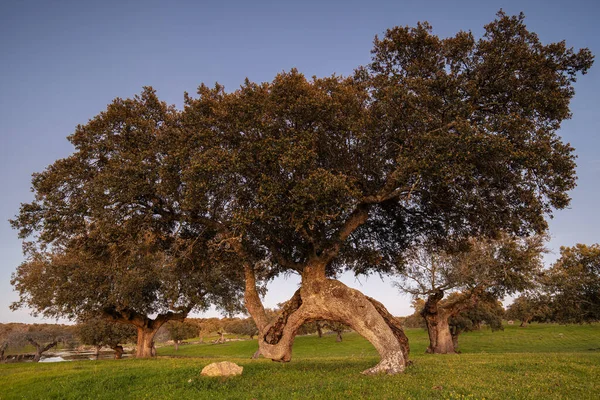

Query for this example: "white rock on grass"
[200,361,243,377]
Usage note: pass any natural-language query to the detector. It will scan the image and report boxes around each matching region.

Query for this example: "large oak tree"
[175,12,591,373]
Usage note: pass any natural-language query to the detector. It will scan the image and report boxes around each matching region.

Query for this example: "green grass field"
[1,324,599,399]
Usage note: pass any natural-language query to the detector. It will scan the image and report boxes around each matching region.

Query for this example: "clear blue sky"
[1,0,598,323]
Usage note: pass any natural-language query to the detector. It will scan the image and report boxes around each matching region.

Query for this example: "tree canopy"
[10,89,245,357]
[76,317,137,358]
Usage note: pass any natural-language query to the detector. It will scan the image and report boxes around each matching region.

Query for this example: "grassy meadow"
[1,323,599,399]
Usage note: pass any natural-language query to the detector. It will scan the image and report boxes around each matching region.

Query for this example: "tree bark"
[112,345,124,359]
[245,261,409,374]
[421,291,457,354]
[135,327,161,358]
[103,307,189,358]
[28,339,57,362]
[316,321,323,338]
[174,340,180,351]
[520,316,531,327]
[451,330,459,351]
[0,342,7,362]
[95,345,102,360]
[336,331,343,342]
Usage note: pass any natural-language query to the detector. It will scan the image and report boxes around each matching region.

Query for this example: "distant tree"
[0,342,7,363]
[165,321,197,351]
[296,321,315,336]
[448,293,505,351]
[0,324,14,362]
[8,324,70,362]
[402,299,427,329]
[544,244,600,323]
[506,294,551,326]
[458,295,505,331]
[396,234,544,354]
[315,321,324,338]
[191,318,227,344]
[76,318,137,359]
[225,318,259,340]
[185,319,205,343]
[323,321,350,342]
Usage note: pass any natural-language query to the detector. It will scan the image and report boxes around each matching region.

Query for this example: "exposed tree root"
[252,278,409,374]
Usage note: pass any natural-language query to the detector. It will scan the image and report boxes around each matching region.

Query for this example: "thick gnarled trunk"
[27,339,57,362]
[421,291,457,354]
[423,315,455,354]
[103,307,190,358]
[244,262,410,374]
[136,327,159,358]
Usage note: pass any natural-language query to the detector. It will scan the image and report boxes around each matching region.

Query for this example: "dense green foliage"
[449,294,505,335]
[165,321,199,348]
[9,88,244,327]
[76,318,137,351]
[505,243,600,326]
[544,244,600,323]
[398,234,545,303]
[1,324,599,399]
[506,294,552,325]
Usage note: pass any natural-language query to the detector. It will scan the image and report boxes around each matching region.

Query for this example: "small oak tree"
[448,293,505,351]
[76,318,137,359]
[225,318,259,340]
[8,324,71,362]
[544,244,600,323]
[505,293,551,326]
[396,234,544,353]
[165,320,197,351]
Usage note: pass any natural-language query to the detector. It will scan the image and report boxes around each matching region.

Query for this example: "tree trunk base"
[136,328,159,358]
[112,345,124,359]
[361,351,406,375]
[253,278,409,374]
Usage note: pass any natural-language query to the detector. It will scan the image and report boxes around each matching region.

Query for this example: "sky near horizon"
[1,0,598,324]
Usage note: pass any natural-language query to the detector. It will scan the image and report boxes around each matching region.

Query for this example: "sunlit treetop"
[179,11,592,278]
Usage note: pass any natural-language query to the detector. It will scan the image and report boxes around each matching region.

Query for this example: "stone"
[200,361,243,377]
